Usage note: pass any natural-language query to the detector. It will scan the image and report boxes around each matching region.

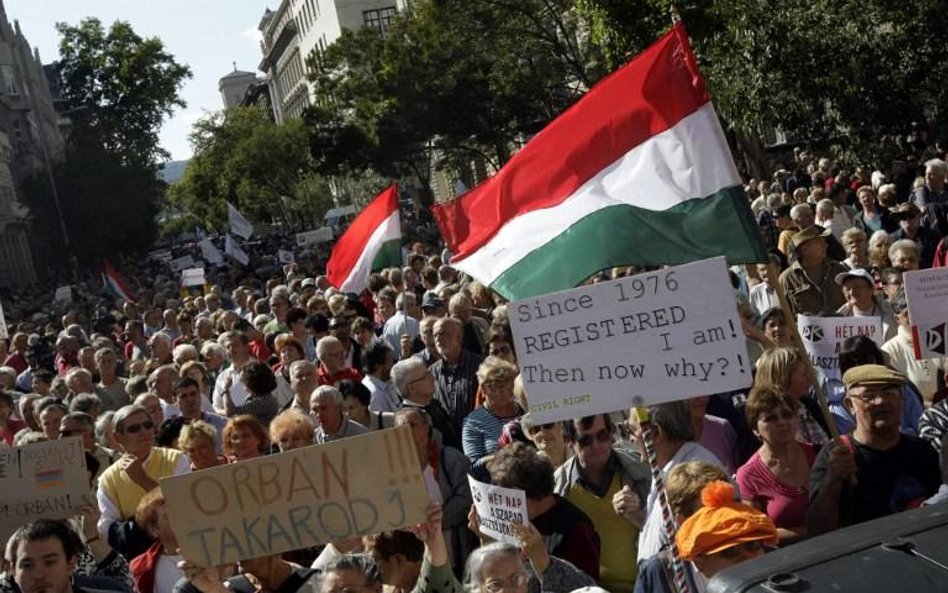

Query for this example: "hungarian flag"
[327,184,402,293]
[102,258,137,302]
[432,24,767,300]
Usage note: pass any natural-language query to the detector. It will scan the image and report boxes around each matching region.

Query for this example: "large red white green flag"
[432,24,767,300]
[327,184,402,293]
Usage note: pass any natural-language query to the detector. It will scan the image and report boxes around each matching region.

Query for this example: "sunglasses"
[123,420,155,434]
[527,422,556,435]
[576,428,612,448]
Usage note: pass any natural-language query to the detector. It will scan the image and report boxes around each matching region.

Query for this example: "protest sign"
[200,239,224,266]
[161,425,428,566]
[181,267,206,288]
[53,285,72,304]
[468,477,527,545]
[296,227,334,247]
[904,268,948,360]
[0,301,7,339]
[225,234,250,266]
[278,249,295,264]
[169,255,196,272]
[148,248,173,263]
[228,202,254,240]
[797,315,884,383]
[0,438,89,542]
[507,257,751,423]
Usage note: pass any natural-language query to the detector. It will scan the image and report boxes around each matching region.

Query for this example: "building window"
[363,7,397,35]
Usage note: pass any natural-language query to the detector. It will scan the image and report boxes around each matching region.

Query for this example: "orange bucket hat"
[676,481,778,560]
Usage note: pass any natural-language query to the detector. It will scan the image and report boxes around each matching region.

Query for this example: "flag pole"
[634,400,691,593]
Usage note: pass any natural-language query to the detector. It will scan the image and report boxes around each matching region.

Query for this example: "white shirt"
[363,374,400,412]
[638,442,723,562]
[382,311,420,359]
[882,326,947,404]
[212,365,250,412]
[749,283,779,316]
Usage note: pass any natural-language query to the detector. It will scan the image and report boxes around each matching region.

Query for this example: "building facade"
[0,1,65,287]
[218,68,260,110]
[258,0,399,124]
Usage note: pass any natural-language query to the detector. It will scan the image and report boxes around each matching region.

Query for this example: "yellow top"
[99,447,183,519]
[566,473,638,593]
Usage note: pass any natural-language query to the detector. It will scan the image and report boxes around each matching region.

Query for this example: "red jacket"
[130,541,163,593]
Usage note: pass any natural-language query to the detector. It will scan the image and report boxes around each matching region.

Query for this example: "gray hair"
[925,158,947,176]
[789,203,812,221]
[395,291,416,309]
[289,359,316,377]
[113,404,150,434]
[315,335,342,361]
[766,193,782,210]
[889,238,919,261]
[648,400,695,442]
[201,342,226,359]
[68,393,101,415]
[95,411,116,443]
[868,229,890,249]
[172,344,199,366]
[464,543,525,593]
[322,554,382,587]
[815,198,835,215]
[311,385,343,406]
[146,364,176,389]
[391,357,427,397]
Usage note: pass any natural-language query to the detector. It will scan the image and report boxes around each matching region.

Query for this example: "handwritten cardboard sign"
[0,438,89,542]
[181,267,206,288]
[468,477,527,545]
[904,268,948,360]
[797,315,884,383]
[161,425,428,566]
[508,257,751,423]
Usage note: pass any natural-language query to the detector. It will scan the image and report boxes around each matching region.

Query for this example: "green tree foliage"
[576,0,948,164]
[168,106,340,234]
[20,18,191,266]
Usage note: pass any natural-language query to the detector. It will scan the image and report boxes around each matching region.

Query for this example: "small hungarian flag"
[432,23,767,300]
[102,258,137,302]
[327,184,402,293]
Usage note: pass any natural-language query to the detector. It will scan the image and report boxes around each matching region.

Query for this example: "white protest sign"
[227,202,254,240]
[508,257,751,423]
[161,426,428,566]
[148,249,173,263]
[225,234,250,266]
[904,268,948,360]
[169,255,196,272]
[181,267,206,288]
[468,477,527,545]
[797,315,884,383]
[296,227,334,247]
[278,249,295,264]
[199,239,224,266]
[53,286,72,304]
[0,301,7,339]
[0,438,89,542]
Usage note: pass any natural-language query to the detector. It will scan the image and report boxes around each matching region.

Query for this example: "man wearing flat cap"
[807,364,940,536]
[778,226,847,316]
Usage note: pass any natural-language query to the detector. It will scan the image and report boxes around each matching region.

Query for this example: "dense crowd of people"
[2,151,948,593]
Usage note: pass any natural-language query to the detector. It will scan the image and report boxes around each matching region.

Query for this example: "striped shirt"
[919,400,948,452]
[462,405,521,468]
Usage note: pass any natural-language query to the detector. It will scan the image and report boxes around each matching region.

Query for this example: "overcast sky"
[6,0,270,161]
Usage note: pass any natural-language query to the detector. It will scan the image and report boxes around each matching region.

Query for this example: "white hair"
[925,158,947,175]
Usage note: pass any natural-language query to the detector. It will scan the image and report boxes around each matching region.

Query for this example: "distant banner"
[148,249,173,263]
[296,227,334,247]
[169,255,197,272]
[181,267,206,288]
[199,239,224,266]
[508,257,751,423]
[0,438,89,542]
[53,286,72,304]
[225,234,249,266]
[0,301,7,339]
[161,426,429,566]
[904,268,948,360]
[468,477,527,545]
[278,249,295,264]
[227,202,254,240]
[797,315,884,383]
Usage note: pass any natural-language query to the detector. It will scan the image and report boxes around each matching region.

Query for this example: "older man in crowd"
[835,268,897,340]
[807,365,940,536]
[97,404,190,559]
[779,226,847,316]
[316,335,363,386]
[430,317,483,438]
[392,357,459,448]
[311,385,369,443]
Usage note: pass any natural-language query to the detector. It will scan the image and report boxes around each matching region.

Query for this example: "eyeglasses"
[123,420,155,434]
[484,573,528,593]
[576,428,612,448]
[489,345,512,357]
[527,423,556,435]
[849,386,901,404]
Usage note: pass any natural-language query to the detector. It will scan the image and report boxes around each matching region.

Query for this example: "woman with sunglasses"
[520,414,570,468]
[736,386,816,545]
